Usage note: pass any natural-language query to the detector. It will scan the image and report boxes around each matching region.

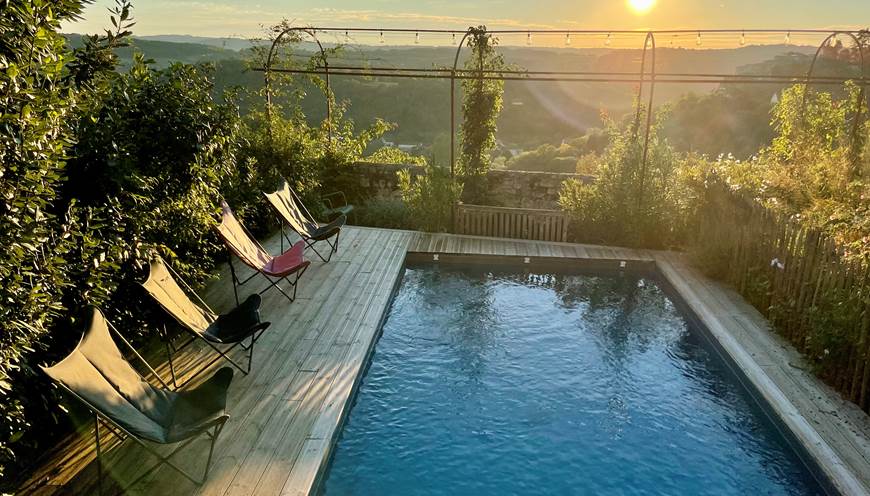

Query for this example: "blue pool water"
[322,266,823,495]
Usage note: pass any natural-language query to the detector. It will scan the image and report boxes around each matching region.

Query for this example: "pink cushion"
[264,240,309,276]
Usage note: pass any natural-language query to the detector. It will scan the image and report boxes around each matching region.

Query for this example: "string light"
[451,33,456,45]
[605,32,612,46]
[565,32,571,46]
[785,31,791,44]
[740,31,746,46]
[415,32,420,44]
[379,31,385,44]
[344,30,350,43]
[696,31,702,46]
[527,31,532,46]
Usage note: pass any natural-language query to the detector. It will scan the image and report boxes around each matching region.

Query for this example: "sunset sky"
[67,1,868,47]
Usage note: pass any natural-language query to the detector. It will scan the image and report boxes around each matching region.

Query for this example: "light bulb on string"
[451,33,456,45]
[344,30,350,43]
[785,31,791,44]
[415,32,420,44]
[527,31,532,46]
[740,31,746,46]
[696,31,702,46]
[379,31,385,44]
[565,32,571,46]
[605,32,612,47]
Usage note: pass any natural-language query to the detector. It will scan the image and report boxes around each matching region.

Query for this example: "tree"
[0,0,133,482]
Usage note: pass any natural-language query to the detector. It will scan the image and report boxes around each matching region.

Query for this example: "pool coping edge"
[654,255,867,496]
[310,246,869,496]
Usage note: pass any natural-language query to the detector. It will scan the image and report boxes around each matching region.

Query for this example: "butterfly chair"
[141,256,271,388]
[215,200,310,305]
[41,308,233,495]
[263,180,346,263]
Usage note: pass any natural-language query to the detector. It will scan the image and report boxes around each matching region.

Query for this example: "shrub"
[506,143,580,173]
[689,79,870,411]
[398,164,463,233]
[559,107,697,249]
[236,40,403,232]
[0,15,245,483]
[356,197,414,230]
[365,146,427,166]
[0,0,136,481]
[701,82,870,258]
[64,54,243,284]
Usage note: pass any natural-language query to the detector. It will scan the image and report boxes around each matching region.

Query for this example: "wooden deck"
[18,227,870,496]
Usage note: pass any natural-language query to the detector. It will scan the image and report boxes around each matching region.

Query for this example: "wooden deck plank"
[142,230,383,496]
[244,230,412,496]
[219,230,404,496]
[19,227,870,496]
[279,236,413,492]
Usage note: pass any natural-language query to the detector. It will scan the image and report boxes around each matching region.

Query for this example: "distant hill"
[137,35,261,52]
[60,34,829,150]
[64,34,246,68]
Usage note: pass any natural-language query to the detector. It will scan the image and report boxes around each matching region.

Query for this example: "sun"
[627,0,656,15]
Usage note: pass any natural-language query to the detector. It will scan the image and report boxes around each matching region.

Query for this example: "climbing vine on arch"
[458,26,507,203]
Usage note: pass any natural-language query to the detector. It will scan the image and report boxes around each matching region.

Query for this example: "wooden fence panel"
[454,204,569,243]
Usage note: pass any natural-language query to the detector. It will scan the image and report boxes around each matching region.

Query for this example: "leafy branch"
[66,0,135,86]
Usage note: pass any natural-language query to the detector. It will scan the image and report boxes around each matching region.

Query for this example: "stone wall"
[483,169,593,209]
[334,162,593,210]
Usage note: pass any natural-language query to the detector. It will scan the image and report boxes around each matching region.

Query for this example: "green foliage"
[66,0,135,86]
[236,103,398,231]
[365,146,427,166]
[356,196,414,230]
[65,54,242,282]
[702,82,869,255]
[661,89,775,160]
[398,164,463,233]
[559,108,696,249]
[0,0,136,481]
[690,79,870,409]
[236,32,402,232]
[507,142,598,174]
[457,26,506,202]
[0,2,251,482]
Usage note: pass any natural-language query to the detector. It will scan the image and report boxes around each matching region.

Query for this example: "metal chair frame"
[216,201,310,306]
[52,319,228,495]
[272,184,343,263]
[226,251,308,306]
[151,259,268,389]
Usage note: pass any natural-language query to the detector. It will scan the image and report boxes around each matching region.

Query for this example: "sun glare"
[627,0,656,15]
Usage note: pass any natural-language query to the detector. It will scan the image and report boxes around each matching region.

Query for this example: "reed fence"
[694,184,870,411]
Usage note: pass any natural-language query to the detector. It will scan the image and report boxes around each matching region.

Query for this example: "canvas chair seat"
[216,200,309,304]
[166,367,233,442]
[306,215,345,242]
[202,294,263,344]
[41,308,232,492]
[42,308,233,444]
[263,240,307,276]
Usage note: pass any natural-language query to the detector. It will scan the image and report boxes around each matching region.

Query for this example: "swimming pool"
[321,264,824,495]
